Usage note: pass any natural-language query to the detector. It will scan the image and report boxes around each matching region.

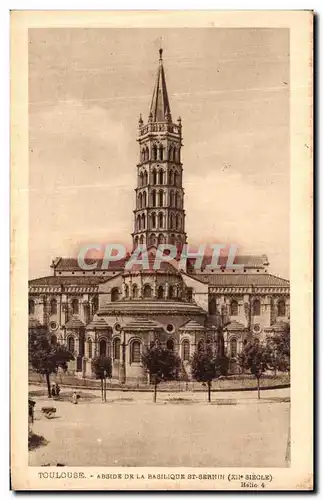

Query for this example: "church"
[28,49,290,383]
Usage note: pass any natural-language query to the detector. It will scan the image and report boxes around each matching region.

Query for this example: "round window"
[166,324,174,333]
[49,321,58,331]
[114,323,121,332]
[253,324,261,333]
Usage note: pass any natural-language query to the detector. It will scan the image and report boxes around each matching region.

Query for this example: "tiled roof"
[196,273,290,288]
[98,300,206,317]
[65,316,85,329]
[51,257,127,271]
[86,317,111,331]
[187,254,269,269]
[123,318,164,331]
[29,276,108,286]
[179,319,205,331]
[225,321,246,332]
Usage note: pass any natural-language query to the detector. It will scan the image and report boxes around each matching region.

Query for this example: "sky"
[29,28,290,279]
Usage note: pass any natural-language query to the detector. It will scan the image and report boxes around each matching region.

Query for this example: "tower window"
[141,213,146,229]
[176,214,180,230]
[169,171,173,185]
[159,190,164,207]
[151,212,156,228]
[159,145,164,161]
[152,169,157,185]
[174,171,179,186]
[138,192,142,209]
[152,190,156,207]
[144,171,148,186]
[139,234,144,245]
[158,233,165,245]
[139,171,144,187]
[159,170,164,184]
[158,212,163,228]
[143,191,147,207]
[152,145,157,160]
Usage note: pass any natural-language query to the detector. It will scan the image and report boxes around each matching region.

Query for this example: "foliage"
[142,344,181,384]
[92,355,112,380]
[141,344,181,401]
[238,339,272,398]
[266,325,290,373]
[191,344,229,402]
[28,327,74,397]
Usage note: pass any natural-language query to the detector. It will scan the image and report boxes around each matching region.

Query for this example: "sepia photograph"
[10,10,313,491]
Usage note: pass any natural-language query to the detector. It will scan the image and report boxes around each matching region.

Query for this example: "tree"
[191,344,229,402]
[29,327,74,398]
[92,355,112,402]
[266,325,290,374]
[238,339,272,399]
[141,344,181,402]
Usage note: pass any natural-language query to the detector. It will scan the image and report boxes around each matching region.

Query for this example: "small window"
[230,300,238,316]
[277,299,286,317]
[166,338,174,351]
[230,338,237,358]
[50,298,57,315]
[71,299,79,315]
[131,341,141,363]
[99,339,107,356]
[88,339,93,359]
[132,284,138,299]
[29,299,35,315]
[157,285,164,299]
[253,299,261,316]
[50,335,57,346]
[182,340,190,361]
[68,336,75,352]
[143,284,152,299]
[113,338,121,360]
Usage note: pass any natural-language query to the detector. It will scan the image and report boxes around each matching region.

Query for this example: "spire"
[149,48,172,122]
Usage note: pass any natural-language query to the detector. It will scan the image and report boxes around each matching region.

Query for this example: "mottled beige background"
[28,27,289,279]
[11,10,313,491]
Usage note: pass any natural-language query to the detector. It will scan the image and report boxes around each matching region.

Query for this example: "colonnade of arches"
[136,212,183,231]
[138,169,181,188]
[140,143,180,163]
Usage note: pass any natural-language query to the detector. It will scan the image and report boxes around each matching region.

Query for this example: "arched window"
[168,146,173,162]
[159,170,164,184]
[29,299,35,315]
[176,148,180,163]
[138,192,142,209]
[88,338,93,359]
[170,234,175,245]
[157,285,164,299]
[277,299,286,317]
[92,296,98,314]
[253,299,261,316]
[137,215,141,231]
[230,300,238,316]
[50,335,57,345]
[152,190,156,207]
[139,234,144,245]
[111,288,120,302]
[174,171,178,186]
[139,171,144,186]
[143,284,152,299]
[145,147,149,161]
[182,340,190,361]
[166,338,174,351]
[134,235,139,247]
[170,213,174,229]
[159,190,163,207]
[176,214,180,230]
[230,338,237,358]
[99,339,107,356]
[158,233,165,245]
[132,284,138,299]
[50,298,57,315]
[113,338,120,360]
[169,171,174,185]
[143,171,148,186]
[152,169,157,185]
[170,190,174,207]
[141,214,146,229]
[159,145,164,161]
[209,297,217,315]
[68,336,75,353]
[143,191,147,208]
[168,285,175,299]
[131,340,141,363]
[158,212,163,228]
[124,284,129,298]
[152,144,157,160]
[141,149,145,162]
[71,299,79,315]
[151,212,156,228]
[175,192,178,208]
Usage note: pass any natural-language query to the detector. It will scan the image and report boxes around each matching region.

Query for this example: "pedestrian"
[72,391,78,404]
[55,383,60,397]
[51,383,56,398]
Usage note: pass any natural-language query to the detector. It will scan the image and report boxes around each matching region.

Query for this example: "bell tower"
[132,49,187,249]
